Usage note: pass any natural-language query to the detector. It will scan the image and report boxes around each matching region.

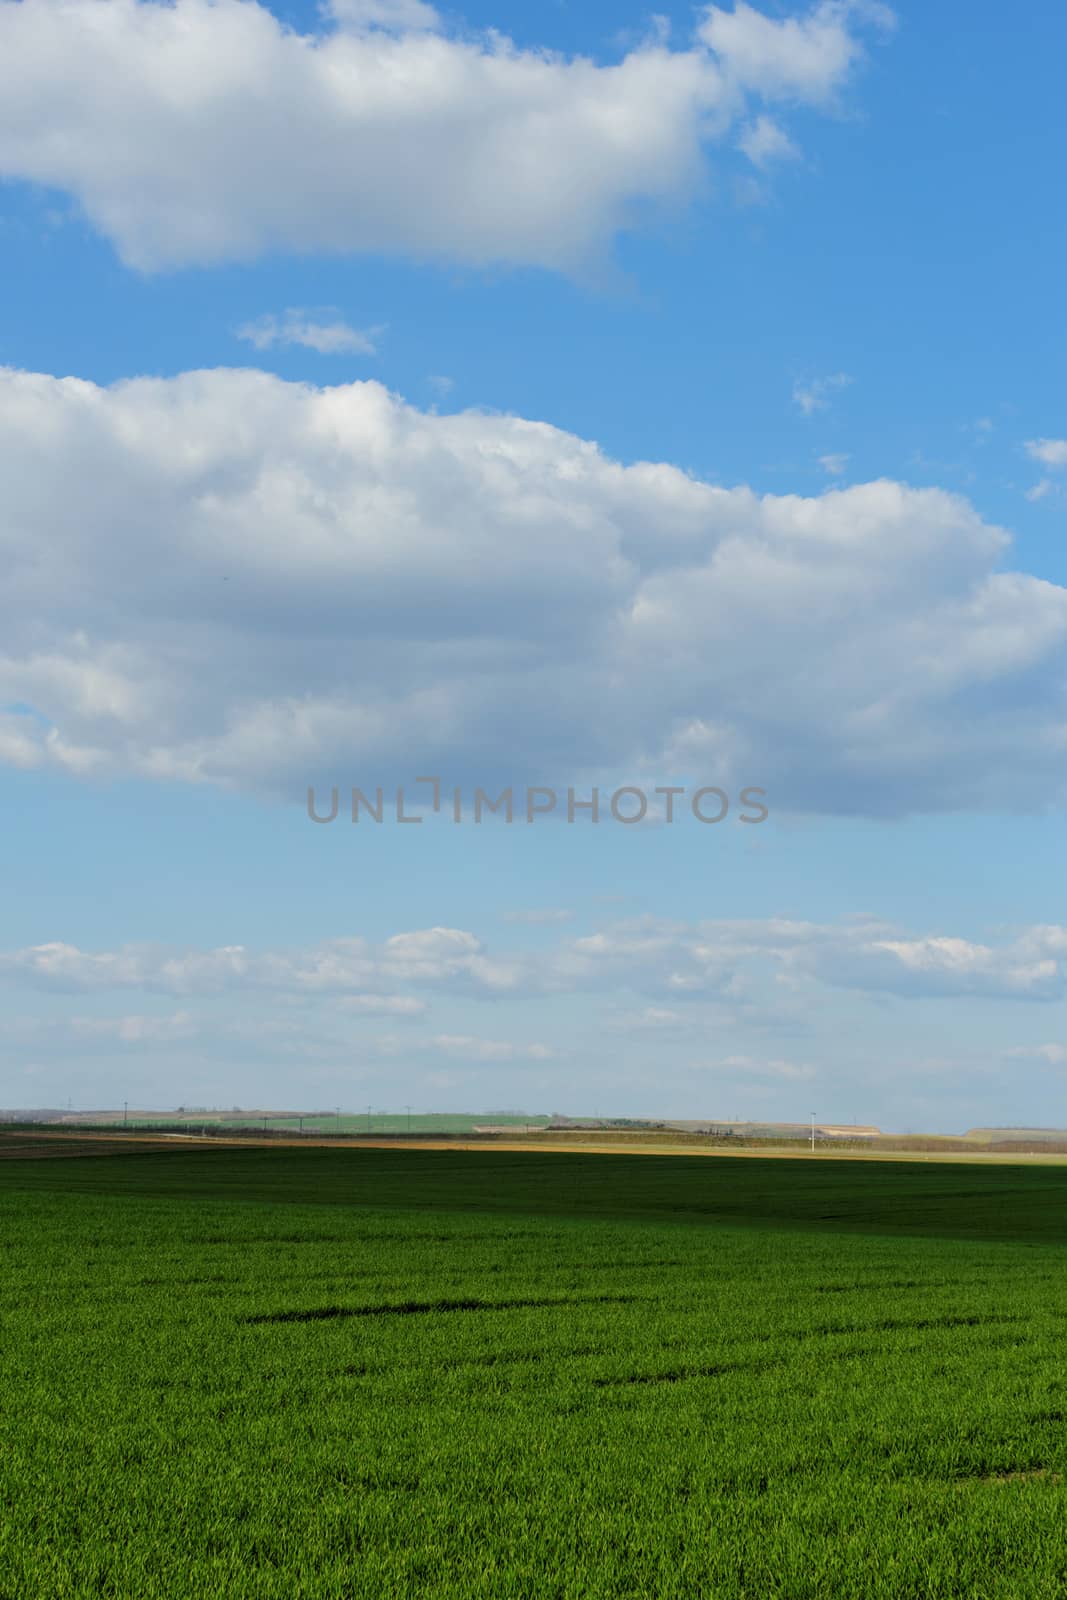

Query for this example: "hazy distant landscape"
[9,1109,1067,1157]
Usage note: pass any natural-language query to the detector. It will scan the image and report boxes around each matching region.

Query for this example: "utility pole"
[811,1112,816,1153]
[335,1106,341,1135]
[366,1104,372,1134]
[405,1105,412,1134]
[123,1100,128,1129]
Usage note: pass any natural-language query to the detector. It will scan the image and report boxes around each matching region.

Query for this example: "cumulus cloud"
[5,916,1066,1007]
[698,0,893,102]
[0,0,890,273]
[795,930,1063,1000]
[0,928,517,999]
[550,916,1067,1004]
[236,310,383,355]
[3,366,1067,815]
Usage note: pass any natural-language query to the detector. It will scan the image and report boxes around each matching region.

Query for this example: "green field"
[3,1144,1067,1597]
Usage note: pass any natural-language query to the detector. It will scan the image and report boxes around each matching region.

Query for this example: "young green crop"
[2,1146,1066,1598]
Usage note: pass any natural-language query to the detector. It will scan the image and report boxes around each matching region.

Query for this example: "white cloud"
[1024,440,1067,501]
[553,915,1067,1005]
[1025,439,1067,469]
[4,365,1067,816]
[805,932,1061,1000]
[698,0,893,103]
[0,0,891,273]
[793,371,853,414]
[818,452,849,475]
[236,310,382,355]
[0,929,515,999]
[738,114,800,169]
[6,916,1067,1008]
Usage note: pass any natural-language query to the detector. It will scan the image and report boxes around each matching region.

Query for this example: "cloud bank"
[2,365,1066,814]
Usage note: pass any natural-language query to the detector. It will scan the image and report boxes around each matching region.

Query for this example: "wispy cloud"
[612,1007,691,1032]
[1005,1043,1067,1064]
[716,1054,815,1081]
[793,372,853,415]
[431,1034,555,1062]
[236,310,383,356]
[335,994,428,1015]
[1025,438,1067,469]
[1023,438,1067,501]
[739,115,800,170]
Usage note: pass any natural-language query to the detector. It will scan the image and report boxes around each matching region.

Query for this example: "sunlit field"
[3,1144,1067,1598]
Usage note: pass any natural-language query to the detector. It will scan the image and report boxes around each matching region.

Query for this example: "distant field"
[49,1111,553,1136]
[3,1145,1067,1597]
[10,1123,1067,1167]
[30,1113,1067,1158]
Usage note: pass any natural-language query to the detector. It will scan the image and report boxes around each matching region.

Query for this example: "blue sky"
[1,0,1066,1129]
